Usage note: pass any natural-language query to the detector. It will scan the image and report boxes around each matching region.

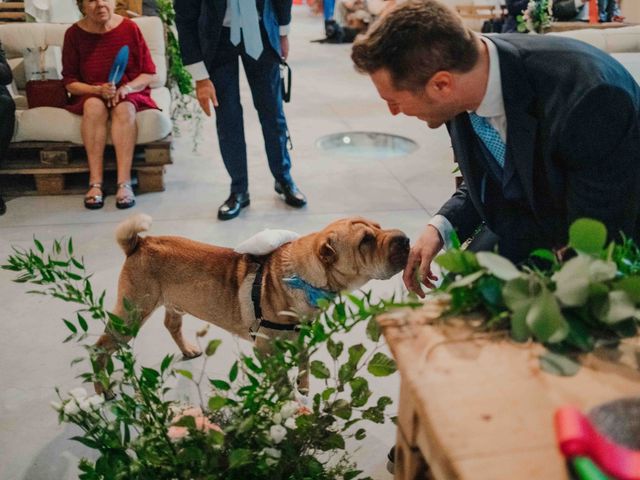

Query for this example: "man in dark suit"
[0,41,15,216]
[352,0,640,297]
[174,0,307,220]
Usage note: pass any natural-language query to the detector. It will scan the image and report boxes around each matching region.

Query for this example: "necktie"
[229,0,263,60]
[468,112,506,169]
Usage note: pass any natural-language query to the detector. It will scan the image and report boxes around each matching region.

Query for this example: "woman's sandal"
[84,182,104,210]
[116,182,136,209]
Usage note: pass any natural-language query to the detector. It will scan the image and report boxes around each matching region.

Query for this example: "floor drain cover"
[316,132,418,158]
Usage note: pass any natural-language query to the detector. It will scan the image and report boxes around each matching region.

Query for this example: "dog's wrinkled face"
[315,217,409,291]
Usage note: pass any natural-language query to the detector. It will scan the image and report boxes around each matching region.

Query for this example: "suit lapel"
[488,36,539,217]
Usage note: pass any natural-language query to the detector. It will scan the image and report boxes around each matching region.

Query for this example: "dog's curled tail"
[115,213,152,256]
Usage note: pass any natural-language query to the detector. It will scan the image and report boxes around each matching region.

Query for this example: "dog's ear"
[318,240,337,266]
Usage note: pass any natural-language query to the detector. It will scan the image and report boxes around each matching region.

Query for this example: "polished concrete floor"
[0,7,455,479]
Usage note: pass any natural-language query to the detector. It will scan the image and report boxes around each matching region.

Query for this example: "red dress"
[62,18,158,115]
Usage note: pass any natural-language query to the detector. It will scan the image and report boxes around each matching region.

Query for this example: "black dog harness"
[250,260,300,340]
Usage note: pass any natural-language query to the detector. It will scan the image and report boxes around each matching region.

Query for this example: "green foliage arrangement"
[517,0,554,33]
[3,239,412,479]
[434,219,640,375]
[156,0,204,148]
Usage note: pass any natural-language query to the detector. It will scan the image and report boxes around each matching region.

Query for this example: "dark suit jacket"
[174,0,292,70]
[0,41,13,96]
[439,34,640,255]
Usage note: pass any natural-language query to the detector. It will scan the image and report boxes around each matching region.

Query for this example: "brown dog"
[95,214,409,394]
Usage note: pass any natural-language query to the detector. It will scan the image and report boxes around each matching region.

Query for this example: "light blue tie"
[229,0,263,60]
[468,112,506,169]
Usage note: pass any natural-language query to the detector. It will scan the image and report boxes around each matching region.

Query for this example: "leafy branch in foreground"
[433,218,640,375]
[3,239,413,479]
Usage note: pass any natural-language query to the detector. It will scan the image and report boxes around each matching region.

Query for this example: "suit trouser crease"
[211,33,292,194]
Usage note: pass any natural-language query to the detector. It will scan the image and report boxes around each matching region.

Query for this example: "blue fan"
[108,45,129,85]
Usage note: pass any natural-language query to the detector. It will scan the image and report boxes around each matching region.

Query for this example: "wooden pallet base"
[1,138,171,197]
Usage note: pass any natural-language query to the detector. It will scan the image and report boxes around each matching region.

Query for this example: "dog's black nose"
[390,235,410,255]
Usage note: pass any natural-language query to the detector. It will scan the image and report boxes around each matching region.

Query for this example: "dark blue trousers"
[210,27,292,194]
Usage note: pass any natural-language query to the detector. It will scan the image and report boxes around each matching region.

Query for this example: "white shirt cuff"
[184,62,209,82]
[279,24,290,36]
[428,215,455,250]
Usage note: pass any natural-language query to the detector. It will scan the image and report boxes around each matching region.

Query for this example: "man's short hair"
[351,0,479,92]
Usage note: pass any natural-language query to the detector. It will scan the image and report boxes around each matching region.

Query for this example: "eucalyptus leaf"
[552,256,591,307]
[569,218,607,255]
[310,360,330,379]
[367,352,397,376]
[435,250,479,274]
[476,251,521,281]
[526,289,569,343]
[600,291,637,324]
[502,277,539,312]
[447,270,485,289]
[509,308,531,342]
[539,351,580,377]
[530,248,556,263]
[615,276,640,303]
[588,259,617,283]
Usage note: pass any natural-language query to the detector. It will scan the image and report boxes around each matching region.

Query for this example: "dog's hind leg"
[164,309,202,359]
[93,290,159,397]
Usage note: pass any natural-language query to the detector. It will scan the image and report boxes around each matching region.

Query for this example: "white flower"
[265,457,278,467]
[280,401,299,419]
[272,413,282,424]
[269,424,287,444]
[78,399,92,412]
[87,395,105,409]
[50,401,62,411]
[69,387,88,401]
[263,447,281,459]
[284,417,297,430]
[63,400,80,416]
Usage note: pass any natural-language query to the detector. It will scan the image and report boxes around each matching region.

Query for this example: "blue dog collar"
[283,275,336,307]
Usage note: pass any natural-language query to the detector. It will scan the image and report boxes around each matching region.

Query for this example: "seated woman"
[62,0,159,209]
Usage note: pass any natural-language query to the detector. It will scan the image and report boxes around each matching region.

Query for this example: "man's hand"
[195,78,219,116]
[402,225,444,298]
[280,35,289,61]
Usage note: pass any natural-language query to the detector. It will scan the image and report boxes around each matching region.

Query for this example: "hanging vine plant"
[156,0,204,150]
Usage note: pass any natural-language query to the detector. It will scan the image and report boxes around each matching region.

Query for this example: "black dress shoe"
[275,180,307,208]
[217,192,250,220]
[0,196,5,216]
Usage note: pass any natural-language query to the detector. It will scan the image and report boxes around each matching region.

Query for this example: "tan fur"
[95,215,409,395]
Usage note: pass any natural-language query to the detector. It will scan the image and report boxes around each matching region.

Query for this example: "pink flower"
[167,406,223,441]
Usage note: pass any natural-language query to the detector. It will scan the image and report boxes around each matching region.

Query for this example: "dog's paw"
[181,346,203,360]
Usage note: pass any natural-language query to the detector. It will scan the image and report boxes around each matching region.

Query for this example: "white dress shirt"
[428,36,507,249]
[185,0,291,82]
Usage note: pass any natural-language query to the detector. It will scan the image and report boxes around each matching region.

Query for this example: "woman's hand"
[110,84,133,107]
[97,82,116,102]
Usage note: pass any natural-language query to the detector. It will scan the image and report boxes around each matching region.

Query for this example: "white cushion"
[132,17,166,88]
[13,87,172,144]
[0,16,167,89]
[550,26,640,53]
[2,16,171,145]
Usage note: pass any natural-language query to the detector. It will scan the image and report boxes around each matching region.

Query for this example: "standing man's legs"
[0,93,14,215]
[242,48,306,207]
[210,29,251,220]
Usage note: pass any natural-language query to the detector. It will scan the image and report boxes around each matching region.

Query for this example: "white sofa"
[550,25,640,84]
[0,16,172,145]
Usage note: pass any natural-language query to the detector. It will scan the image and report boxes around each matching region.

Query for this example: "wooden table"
[378,300,640,480]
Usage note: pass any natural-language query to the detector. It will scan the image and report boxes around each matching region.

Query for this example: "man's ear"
[318,240,337,266]
[426,71,453,97]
